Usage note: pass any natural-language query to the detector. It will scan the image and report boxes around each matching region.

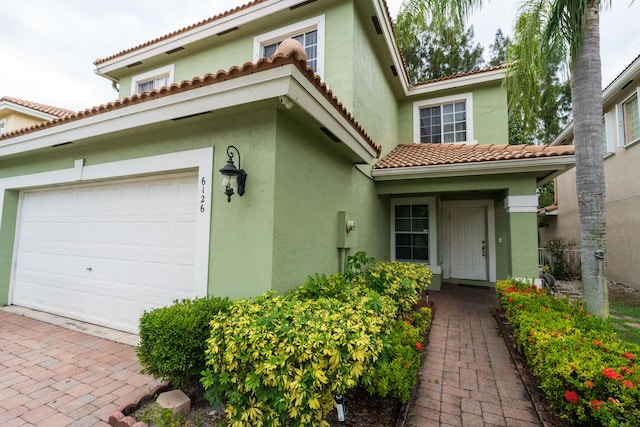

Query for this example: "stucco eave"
[0,64,377,164]
[371,155,576,181]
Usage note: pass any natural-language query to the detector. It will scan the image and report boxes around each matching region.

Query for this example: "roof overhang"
[406,68,505,97]
[372,155,575,186]
[0,62,378,164]
[0,100,59,121]
[94,0,293,76]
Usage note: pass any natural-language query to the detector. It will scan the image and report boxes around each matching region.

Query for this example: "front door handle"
[482,241,486,257]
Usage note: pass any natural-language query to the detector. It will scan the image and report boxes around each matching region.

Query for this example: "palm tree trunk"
[570,0,608,317]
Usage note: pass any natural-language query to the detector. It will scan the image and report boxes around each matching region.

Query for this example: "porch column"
[505,195,539,282]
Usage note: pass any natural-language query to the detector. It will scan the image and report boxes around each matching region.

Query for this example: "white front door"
[449,206,487,280]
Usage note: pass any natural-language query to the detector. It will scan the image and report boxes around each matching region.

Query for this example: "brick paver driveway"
[0,310,160,426]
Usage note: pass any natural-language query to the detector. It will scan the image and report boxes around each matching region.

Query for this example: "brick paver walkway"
[1,284,540,427]
[0,311,160,427]
[407,283,541,427]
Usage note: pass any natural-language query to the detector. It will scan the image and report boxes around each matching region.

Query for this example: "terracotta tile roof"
[0,56,381,156]
[374,143,575,169]
[0,96,75,118]
[412,64,508,86]
[94,0,270,65]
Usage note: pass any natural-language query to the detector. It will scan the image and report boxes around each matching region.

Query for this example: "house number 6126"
[200,177,206,213]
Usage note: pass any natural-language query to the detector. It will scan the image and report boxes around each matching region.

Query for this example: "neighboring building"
[0,96,73,134]
[0,0,575,333]
[541,53,640,289]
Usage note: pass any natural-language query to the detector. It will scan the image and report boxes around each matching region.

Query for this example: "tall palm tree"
[396,0,611,317]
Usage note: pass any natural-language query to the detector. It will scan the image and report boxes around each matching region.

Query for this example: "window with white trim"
[391,198,436,265]
[620,91,640,146]
[414,93,474,144]
[254,15,325,76]
[602,113,616,155]
[131,64,175,95]
[0,118,6,134]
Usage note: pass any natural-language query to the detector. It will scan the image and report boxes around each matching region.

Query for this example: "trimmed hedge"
[137,296,230,388]
[497,279,640,425]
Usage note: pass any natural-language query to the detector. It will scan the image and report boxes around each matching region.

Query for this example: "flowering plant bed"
[496,279,640,426]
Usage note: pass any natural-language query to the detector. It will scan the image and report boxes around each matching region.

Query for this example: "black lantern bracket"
[219,145,247,203]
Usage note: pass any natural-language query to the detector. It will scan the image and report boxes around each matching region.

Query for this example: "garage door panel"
[12,174,199,333]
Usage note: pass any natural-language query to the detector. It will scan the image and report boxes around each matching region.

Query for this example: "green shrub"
[366,307,431,403]
[137,296,230,388]
[362,261,432,313]
[201,260,432,427]
[497,279,640,425]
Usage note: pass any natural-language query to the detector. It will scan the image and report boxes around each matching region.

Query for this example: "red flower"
[623,380,634,389]
[527,337,533,342]
[623,352,635,360]
[508,297,514,303]
[603,368,623,380]
[415,342,423,351]
[585,381,595,388]
[593,340,602,347]
[590,400,604,411]
[564,390,579,404]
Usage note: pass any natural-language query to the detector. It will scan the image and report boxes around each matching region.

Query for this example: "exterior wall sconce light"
[219,145,247,202]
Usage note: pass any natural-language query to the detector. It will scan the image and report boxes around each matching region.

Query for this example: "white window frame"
[616,87,640,148]
[253,15,325,79]
[390,197,439,273]
[413,93,475,144]
[603,112,616,156]
[0,118,7,134]
[130,64,175,95]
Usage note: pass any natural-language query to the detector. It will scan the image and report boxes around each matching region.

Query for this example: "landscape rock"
[157,389,191,416]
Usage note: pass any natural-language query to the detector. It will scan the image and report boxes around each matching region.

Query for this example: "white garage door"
[11,173,199,333]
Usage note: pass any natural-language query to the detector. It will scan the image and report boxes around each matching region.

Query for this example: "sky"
[1,0,637,111]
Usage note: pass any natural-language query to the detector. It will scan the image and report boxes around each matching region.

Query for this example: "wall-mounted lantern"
[219,145,247,203]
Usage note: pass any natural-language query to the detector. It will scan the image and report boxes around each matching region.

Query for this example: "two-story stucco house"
[0,0,575,333]
[541,53,640,289]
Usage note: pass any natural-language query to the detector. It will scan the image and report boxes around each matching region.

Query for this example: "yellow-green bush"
[201,259,432,427]
[201,289,395,426]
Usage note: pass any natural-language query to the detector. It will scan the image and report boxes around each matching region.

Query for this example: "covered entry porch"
[372,143,575,289]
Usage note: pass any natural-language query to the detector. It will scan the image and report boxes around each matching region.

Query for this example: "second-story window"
[420,101,466,143]
[0,118,6,134]
[254,15,325,78]
[131,64,175,96]
[621,92,640,146]
[262,30,318,72]
[413,93,474,144]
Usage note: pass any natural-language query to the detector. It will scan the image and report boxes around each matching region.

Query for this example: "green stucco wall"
[397,81,508,146]
[270,111,389,293]
[0,190,18,305]
[351,8,399,154]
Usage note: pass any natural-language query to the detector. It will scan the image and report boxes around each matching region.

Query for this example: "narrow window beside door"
[394,204,429,262]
